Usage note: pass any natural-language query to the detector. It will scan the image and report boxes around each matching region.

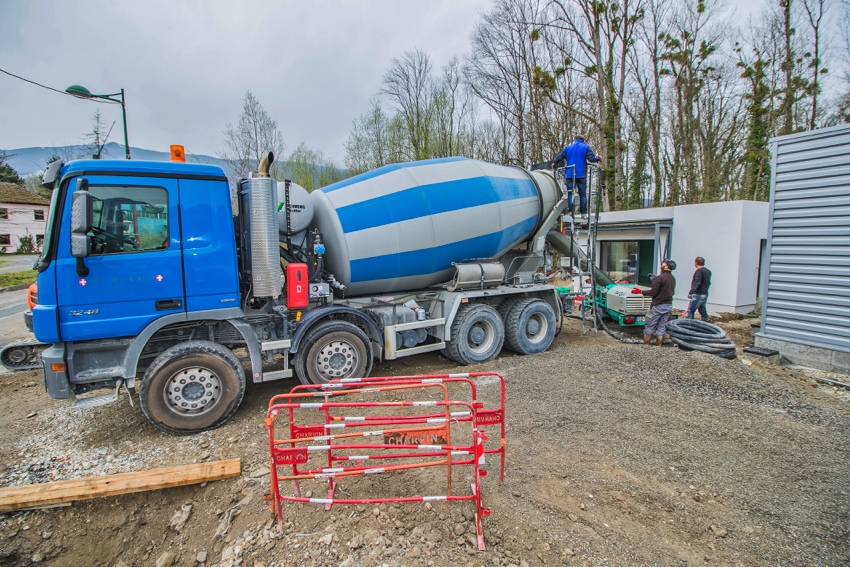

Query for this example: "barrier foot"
[275,499,284,534]
[326,479,336,511]
[475,512,485,551]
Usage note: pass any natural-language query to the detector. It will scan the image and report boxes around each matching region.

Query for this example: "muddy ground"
[1,316,849,567]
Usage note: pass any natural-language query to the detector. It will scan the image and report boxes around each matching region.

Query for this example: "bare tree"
[84,109,115,159]
[546,0,646,210]
[221,91,286,180]
[801,0,832,129]
[776,0,813,134]
[837,0,850,122]
[696,64,745,202]
[431,58,478,158]
[659,0,725,205]
[843,0,850,81]
[465,0,545,165]
[344,99,406,174]
[632,0,673,206]
[279,143,346,192]
[381,49,435,161]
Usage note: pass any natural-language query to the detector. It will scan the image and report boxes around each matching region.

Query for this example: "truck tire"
[294,320,372,384]
[443,303,505,365]
[504,298,556,355]
[139,341,246,435]
[497,297,522,322]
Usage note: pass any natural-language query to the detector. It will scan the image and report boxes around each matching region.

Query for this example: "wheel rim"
[525,312,549,344]
[312,338,361,381]
[164,366,222,415]
[467,320,496,355]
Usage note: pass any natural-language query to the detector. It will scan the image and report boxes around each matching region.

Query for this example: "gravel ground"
[0,317,849,567]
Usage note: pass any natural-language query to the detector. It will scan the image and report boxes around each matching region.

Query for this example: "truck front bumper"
[42,344,70,399]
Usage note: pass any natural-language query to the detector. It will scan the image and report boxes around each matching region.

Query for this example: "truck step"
[262,369,293,381]
[389,341,446,359]
[72,392,119,409]
[261,339,291,351]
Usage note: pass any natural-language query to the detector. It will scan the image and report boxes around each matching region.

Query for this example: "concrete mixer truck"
[26,151,578,434]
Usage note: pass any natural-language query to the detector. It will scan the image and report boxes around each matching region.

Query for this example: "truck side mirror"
[70,179,92,261]
[42,160,63,191]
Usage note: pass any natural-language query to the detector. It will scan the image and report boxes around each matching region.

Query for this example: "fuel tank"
[310,157,560,296]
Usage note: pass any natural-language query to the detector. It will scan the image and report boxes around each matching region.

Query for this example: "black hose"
[667,319,727,339]
[667,319,737,359]
[595,305,644,344]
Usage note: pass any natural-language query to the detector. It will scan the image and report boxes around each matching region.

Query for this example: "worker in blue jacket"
[552,135,602,218]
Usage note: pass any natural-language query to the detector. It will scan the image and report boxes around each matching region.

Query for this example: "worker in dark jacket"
[687,256,712,320]
[552,135,601,218]
[642,260,676,346]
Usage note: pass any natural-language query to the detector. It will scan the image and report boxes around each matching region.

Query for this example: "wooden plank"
[0,458,240,513]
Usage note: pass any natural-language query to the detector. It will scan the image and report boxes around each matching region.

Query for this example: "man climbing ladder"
[552,134,602,219]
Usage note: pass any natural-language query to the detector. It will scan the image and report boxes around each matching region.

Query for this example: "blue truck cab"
[35,159,252,433]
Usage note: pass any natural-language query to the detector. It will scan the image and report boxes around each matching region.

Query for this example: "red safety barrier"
[265,375,505,550]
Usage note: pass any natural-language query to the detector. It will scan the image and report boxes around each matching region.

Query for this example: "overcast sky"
[0,0,491,164]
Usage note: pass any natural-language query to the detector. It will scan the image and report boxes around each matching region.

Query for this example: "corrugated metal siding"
[762,125,850,352]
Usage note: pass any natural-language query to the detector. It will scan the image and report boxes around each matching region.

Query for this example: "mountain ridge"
[2,142,227,177]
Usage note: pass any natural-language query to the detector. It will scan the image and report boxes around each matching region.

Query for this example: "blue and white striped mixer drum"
[310,157,560,296]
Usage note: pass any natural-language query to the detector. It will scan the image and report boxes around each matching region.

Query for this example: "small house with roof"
[0,182,50,253]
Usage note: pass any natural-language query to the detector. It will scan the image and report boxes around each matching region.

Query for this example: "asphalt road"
[0,254,39,274]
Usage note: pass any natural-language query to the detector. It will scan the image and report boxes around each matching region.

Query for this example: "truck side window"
[87,186,169,255]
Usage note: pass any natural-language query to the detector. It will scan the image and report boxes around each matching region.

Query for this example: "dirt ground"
[1,315,849,567]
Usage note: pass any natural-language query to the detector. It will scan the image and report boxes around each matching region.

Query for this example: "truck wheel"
[139,341,246,435]
[294,320,372,384]
[444,303,505,365]
[504,298,556,355]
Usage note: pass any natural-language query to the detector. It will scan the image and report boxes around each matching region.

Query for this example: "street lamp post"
[65,85,131,160]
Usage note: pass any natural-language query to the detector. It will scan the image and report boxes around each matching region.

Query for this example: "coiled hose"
[666,319,737,359]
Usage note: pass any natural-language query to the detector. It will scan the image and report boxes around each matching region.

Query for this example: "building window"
[0,209,7,219]
[601,241,639,284]
[36,234,44,246]
[34,210,45,221]
[600,240,656,286]
[0,235,10,246]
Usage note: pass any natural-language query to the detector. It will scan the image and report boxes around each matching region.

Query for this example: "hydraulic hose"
[666,319,737,359]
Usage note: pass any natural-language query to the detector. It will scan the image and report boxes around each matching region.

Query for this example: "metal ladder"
[557,164,602,335]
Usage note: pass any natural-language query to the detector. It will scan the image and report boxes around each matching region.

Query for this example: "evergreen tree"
[0,153,24,185]
[738,46,773,201]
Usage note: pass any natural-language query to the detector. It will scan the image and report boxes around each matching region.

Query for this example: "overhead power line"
[0,68,113,103]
